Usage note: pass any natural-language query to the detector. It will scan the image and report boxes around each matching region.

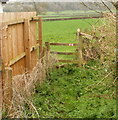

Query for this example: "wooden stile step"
[49,43,78,46]
[58,59,79,63]
[50,51,78,55]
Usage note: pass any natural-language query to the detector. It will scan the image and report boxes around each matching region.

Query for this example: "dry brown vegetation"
[83,13,116,67]
[5,53,57,118]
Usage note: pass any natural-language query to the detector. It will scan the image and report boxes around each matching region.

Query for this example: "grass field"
[43,18,103,60]
[29,61,116,118]
[25,17,116,118]
[43,18,102,43]
[41,10,102,16]
[41,14,102,19]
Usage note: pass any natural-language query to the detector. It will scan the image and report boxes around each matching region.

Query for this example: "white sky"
[8,0,117,2]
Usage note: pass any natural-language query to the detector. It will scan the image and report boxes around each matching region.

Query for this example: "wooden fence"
[44,29,88,66]
[44,29,103,67]
[45,42,81,66]
[0,13,103,118]
[0,12,43,117]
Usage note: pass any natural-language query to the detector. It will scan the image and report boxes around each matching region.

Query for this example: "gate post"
[24,19,31,72]
[45,42,50,68]
[77,29,83,67]
[3,67,12,111]
[0,59,3,119]
[38,17,43,59]
[0,60,13,118]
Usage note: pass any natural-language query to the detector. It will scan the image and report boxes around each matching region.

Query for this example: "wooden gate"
[45,42,83,66]
[44,29,97,67]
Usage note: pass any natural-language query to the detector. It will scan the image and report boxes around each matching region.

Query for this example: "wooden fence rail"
[49,43,78,46]
[45,42,81,66]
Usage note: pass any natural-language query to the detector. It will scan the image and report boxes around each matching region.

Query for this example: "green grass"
[43,18,103,61]
[26,61,116,118]
[43,18,102,43]
[40,10,115,17]
[28,16,116,118]
[42,14,101,20]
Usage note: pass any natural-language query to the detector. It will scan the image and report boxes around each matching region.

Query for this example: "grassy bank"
[26,61,116,118]
[23,15,116,118]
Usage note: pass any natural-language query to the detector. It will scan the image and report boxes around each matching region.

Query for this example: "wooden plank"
[50,51,77,55]
[6,18,35,26]
[24,19,31,72]
[58,59,79,63]
[16,22,25,75]
[30,20,37,70]
[0,59,3,120]
[9,52,26,66]
[11,24,18,75]
[7,19,24,26]
[7,26,13,66]
[0,12,36,23]
[38,17,43,59]
[80,32,93,40]
[1,22,8,66]
[7,25,14,75]
[3,67,12,110]
[49,43,78,46]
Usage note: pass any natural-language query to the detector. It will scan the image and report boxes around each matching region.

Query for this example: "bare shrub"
[6,53,57,118]
[82,13,116,66]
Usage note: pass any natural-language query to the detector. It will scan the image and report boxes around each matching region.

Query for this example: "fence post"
[3,67,12,111]
[38,17,43,59]
[45,42,50,67]
[0,59,3,119]
[24,19,31,72]
[100,53,104,63]
[77,29,83,67]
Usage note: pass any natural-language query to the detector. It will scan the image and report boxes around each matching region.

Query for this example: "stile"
[49,43,78,46]
[50,51,78,55]
[45,42,79,64]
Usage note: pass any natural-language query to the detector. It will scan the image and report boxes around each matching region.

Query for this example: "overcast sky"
[8,0,117,2]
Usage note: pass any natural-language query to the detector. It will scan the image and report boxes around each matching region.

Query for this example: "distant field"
[41,10,101,16]
[43,18,103,61]
[40,10,102,20]
[43,18,102,43]
[40,10,115,17]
